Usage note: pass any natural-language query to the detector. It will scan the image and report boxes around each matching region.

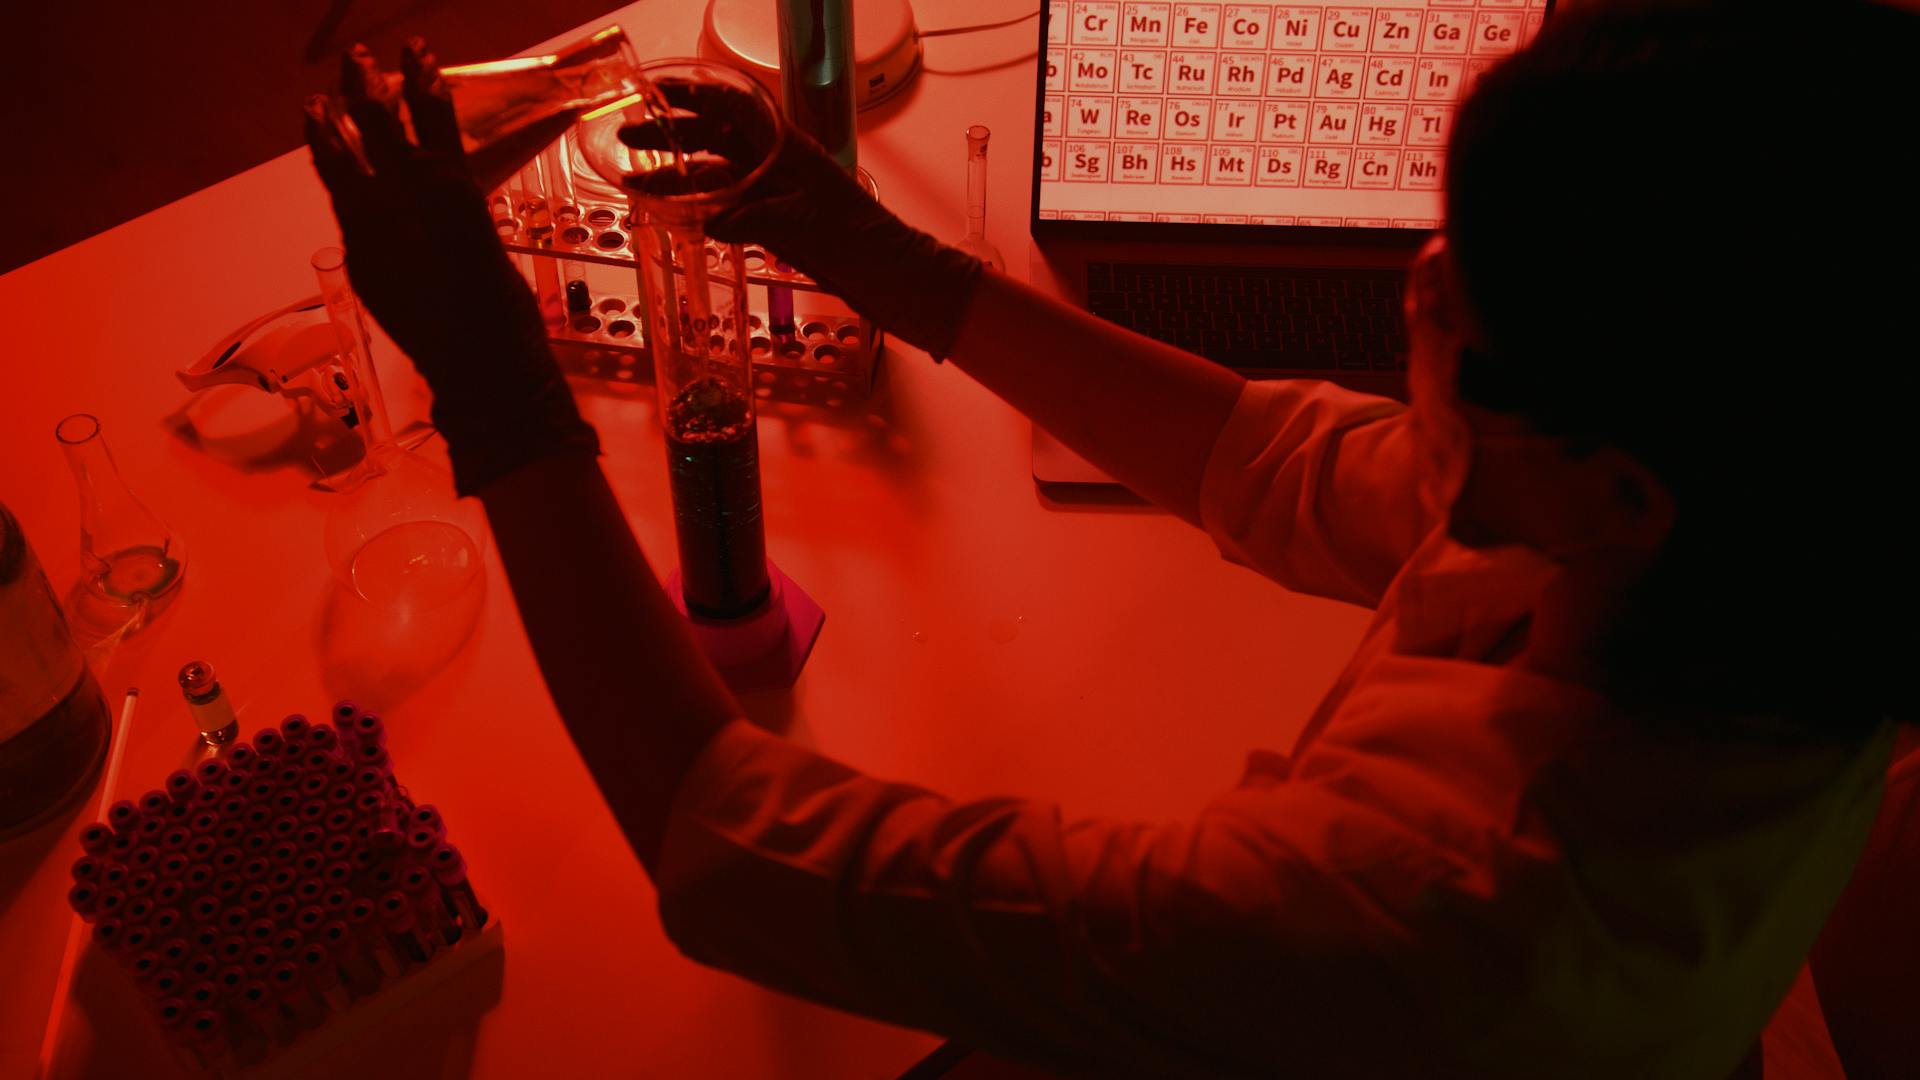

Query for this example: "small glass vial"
[177,662,239,747]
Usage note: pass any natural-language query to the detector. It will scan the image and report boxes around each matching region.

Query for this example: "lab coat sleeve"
[1196,379,1430,608]
[654,720,1437,1079]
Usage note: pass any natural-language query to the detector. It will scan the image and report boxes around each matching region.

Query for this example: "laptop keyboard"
[1085,262,1409,374]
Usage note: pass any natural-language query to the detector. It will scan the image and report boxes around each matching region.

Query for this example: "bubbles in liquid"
[348,522,481,612]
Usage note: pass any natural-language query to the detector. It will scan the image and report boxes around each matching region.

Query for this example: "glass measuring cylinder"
[580,60,784,618]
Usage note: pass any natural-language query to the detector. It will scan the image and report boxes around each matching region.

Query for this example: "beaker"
[57,413,187,645]
[580,59,784,619]
[0,502,111,838]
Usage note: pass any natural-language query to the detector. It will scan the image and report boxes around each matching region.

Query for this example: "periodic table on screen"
[1036,0,1548,227]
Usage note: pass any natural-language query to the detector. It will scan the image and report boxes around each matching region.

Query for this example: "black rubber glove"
[305,39,598,496]
[618,80,985,359]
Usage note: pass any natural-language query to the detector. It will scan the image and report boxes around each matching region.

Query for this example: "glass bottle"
[955,125,1006,271]
[177,661,240,747]
[0,503,112,838]
[57,413,188,645]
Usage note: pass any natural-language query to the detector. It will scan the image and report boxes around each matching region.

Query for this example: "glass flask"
[310,249,487,626]
[57,413,188,645]
[439,26,649,163]
[955,125,1006,271]
[580,59,784,618]
[0,503,111,838]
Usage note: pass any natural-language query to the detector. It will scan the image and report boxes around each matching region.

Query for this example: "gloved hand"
[618,80,985,359]
[304,39,598,496]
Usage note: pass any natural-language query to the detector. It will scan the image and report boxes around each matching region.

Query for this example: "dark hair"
[1444,0,1917,735]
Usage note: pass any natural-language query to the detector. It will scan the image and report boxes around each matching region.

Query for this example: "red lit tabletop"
[0,1,1371,1076]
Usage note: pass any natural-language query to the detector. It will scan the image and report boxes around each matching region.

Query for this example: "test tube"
[380,891,433,965]
[254,728,284,758]
[303,942,351,1013]
[281,715,310,742]
[429,843,489,934]
[107,800,138,834]
[138,789,170,816]
[271,960,325,1030]
[80,822,113,854]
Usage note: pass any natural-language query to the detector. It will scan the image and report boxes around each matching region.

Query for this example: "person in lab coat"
[304,1,1915,1075]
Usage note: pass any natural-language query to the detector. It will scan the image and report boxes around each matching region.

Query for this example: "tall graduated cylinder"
[603,60,788,619]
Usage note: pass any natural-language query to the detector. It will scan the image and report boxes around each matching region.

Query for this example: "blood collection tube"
[184,951,218,981]
[97,889,128,920]
[92,917,126,953]
[281,714,310,742]
[295,904,327,936]
[177,662,240,747]
[122,922,154,953]
[268,893,299,924]
[272,959,326,1030]
[400,863,452,944]
[71,854,102,882]
[309,724,338,753]
[226,741,259,773]
[136,814,167,840]
[244,944,277,976]
[238,979,289,1051]
[254,727,284,758]
[67,882,99,920]
[100,862,128,888]
[80,822,113,854]
[151,906,184,938]
[124,896,157,928]
[331,700,359,730]
[217,934,249,966]
[380,890,434,966]
[159,936,191,968]
[129,950,163,987]
[350,711,384,749]
[274,926,305,959]
[127,844,159,872]
[185,978,219,1011]
[149,966,186,998]
[107,800,138,834]
[138,788,170,816]
[346,895,401,980]
[302,942,351,1013]
[185,1010,233,1074]
[161,825,192,851]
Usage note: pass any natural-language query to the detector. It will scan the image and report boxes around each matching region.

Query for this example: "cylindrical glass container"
[777,0,857,171]
[581,59,785,618]
[0,503,112,838]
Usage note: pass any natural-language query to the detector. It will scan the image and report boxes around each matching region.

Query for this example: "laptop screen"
[1033,1,1549,232]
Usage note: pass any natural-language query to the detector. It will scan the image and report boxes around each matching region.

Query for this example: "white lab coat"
[652,379,1895,1078]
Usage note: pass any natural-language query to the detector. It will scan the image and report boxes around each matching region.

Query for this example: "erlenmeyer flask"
[440,26,649,162]
[57,413,187,645]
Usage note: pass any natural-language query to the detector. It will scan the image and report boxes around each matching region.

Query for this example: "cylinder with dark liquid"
[0,503,111,838]
[666,379,770,617]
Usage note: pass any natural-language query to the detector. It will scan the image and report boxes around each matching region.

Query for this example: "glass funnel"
[581,59,784,618]
[57,413,187,645]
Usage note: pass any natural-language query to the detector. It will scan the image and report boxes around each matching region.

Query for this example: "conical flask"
[57,414,187,645]
[438,26,652,187]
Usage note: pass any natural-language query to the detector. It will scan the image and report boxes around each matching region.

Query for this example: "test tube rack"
[64,704,498,1077]
[494,186,885,407]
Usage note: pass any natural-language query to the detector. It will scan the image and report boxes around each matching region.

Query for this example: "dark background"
[1,0,625,274]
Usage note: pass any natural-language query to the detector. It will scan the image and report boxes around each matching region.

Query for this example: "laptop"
[1027,0,1552,484]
